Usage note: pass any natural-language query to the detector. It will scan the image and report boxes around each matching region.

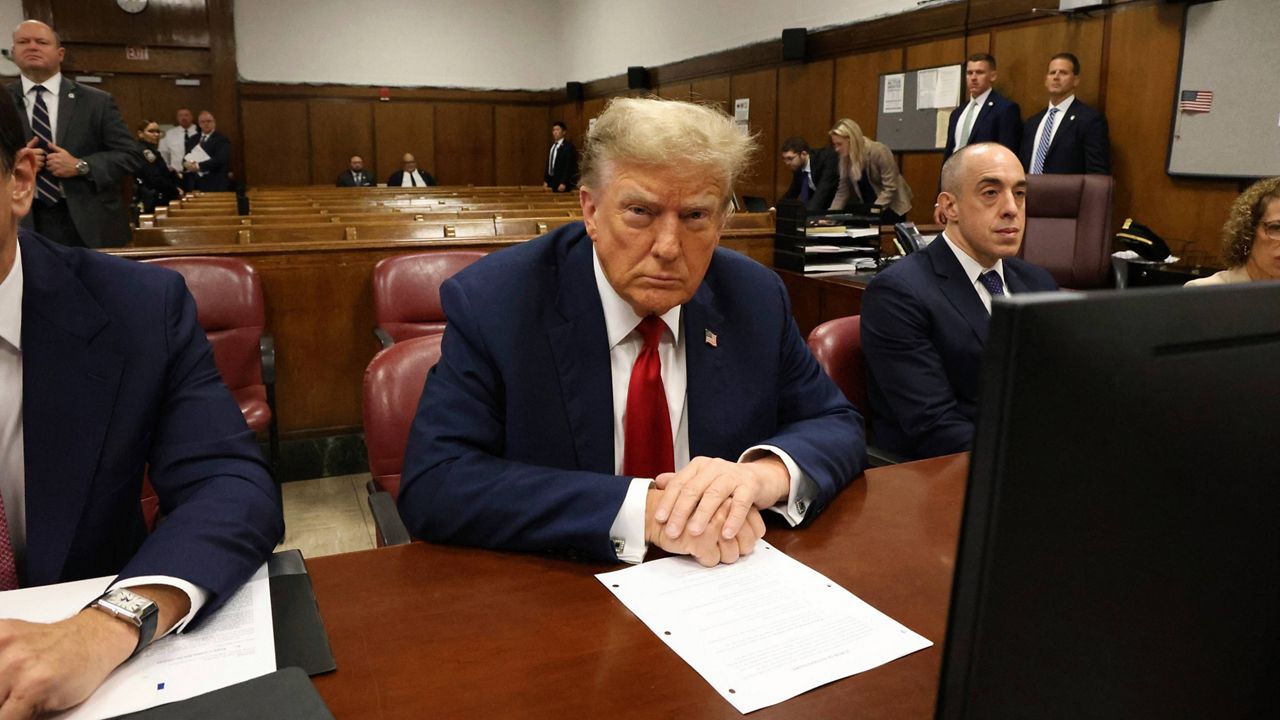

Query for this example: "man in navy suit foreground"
[399,98,865,566]
[862,143,1058,460]
[0,95,281,714]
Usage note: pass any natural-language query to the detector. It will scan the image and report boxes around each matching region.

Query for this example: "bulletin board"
[876,64,962,152]
[1166,0,1280,178]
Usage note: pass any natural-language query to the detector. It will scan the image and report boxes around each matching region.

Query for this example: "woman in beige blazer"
[828,117,913,224]
[1185,177,1280,287]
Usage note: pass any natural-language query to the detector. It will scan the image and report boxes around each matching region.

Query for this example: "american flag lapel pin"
[704,329,718,347]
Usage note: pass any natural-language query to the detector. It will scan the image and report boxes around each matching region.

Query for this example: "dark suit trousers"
[32,200,85,247]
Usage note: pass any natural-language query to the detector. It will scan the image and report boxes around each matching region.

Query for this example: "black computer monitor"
[937,282,1280,719]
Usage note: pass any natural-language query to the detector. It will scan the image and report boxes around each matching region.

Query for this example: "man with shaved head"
[7,20,139,247]
[861,143,1058,460]
[386,152,436,187]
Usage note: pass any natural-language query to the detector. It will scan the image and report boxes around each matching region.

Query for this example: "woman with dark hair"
[1186,177,1280,286]
[134,119,181,213]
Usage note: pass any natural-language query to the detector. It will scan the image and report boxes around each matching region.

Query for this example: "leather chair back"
[143,257,272,433]
[372,251,486,343]
[807,315,869,419]
[363,334,444,498]
[1021,174,1115,289]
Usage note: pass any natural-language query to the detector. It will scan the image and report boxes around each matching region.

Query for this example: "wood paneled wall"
[557,0,1242,262]
[239,87,550,188]
[15,0,1247,260]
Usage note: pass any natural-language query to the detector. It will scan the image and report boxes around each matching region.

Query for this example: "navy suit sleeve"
[117,272,282,625]
[1082,112,1111,174]
[861,271,974,459]
[809,155,840,214]
[942,106,962,161]
[397,278,631,562]
[995,100,1022,153]
[197,136,229,174]
[755,276,866,518]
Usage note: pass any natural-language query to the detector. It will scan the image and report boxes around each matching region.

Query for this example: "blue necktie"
[799,170,811,203]
[1030,107,1059,174]
[31,86,62,204]
[979,270,1005,300]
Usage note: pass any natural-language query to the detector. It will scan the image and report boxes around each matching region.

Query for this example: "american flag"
[1179,90,1213,113]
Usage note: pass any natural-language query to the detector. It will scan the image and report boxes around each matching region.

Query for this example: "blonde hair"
[829,118,868,177]
[579,97,757,207]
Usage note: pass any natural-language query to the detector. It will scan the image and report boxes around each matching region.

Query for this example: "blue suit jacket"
[942,90,1022,163]
[398,223,866,562]
[1018,99,1111,175]
[19,231,282,622]
[861,236,1058,460]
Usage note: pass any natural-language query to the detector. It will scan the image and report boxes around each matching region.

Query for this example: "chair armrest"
[367,490,411,547]
[373,326,395,351]
[867,445,907,468]
[259,333,276,385]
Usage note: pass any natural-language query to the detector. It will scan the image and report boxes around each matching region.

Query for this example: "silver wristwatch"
[75,159,90,176]
[88,588,159,658]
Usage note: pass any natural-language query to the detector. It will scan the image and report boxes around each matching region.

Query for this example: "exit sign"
[125,46,149,61]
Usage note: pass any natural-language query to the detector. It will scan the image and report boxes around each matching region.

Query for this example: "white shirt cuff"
[608,477,653,564]
[739,444,816,526]
[110,575,209,637]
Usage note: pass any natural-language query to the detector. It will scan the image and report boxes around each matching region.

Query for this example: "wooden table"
[306,453,969,719]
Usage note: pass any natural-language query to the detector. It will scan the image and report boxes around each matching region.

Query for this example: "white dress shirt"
[0,239,205,635]
[1029,95,1075,167]
[941,232,1013,314]
[548,139,562,175]
[19,73,62,144]
[159,124,198,173]
[592,249,816,563]
[954,88,993,150]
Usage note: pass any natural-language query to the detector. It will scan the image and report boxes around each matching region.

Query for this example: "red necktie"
[622,316,674,478]
[0,492,17,590]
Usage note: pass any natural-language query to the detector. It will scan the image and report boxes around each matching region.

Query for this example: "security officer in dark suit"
[7,20,140,248]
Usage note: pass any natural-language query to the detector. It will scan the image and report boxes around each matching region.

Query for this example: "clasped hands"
[23,136,81,179]
[643,455,790,567]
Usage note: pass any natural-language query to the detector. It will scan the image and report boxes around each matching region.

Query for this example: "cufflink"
[612,538,626,555]
[795,500,807,515]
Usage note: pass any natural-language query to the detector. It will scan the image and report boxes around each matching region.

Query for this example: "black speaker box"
[782,28,807,61]
[627,66,649,90]
[566,81,584,102]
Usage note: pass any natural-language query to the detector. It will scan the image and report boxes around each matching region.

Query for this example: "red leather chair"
[807,315,902,466]
[372,251,486,349]
[362,333,443,499]
[362,334,442,545]
[807,315,869,418]
[1021,174,1115,289]
[143,257,278,470]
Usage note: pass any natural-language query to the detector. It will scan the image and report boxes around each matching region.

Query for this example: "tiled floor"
[277,473,378,558]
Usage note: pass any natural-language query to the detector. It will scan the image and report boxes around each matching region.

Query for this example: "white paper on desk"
[597,542,931,714]
[0,564,275,720]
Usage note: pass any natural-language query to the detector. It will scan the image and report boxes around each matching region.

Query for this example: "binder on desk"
[111,667,333,720]
[269,549,337,676]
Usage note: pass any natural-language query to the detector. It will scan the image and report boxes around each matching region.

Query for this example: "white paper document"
[882,73,905,113]
[597,542,931,714]
[0,565,276,720]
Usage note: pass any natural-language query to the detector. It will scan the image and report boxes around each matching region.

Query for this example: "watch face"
[108,589,152,615]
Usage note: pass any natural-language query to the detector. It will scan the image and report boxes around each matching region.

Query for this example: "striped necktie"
[1030,107,1059,175]
[31,86,62,204]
